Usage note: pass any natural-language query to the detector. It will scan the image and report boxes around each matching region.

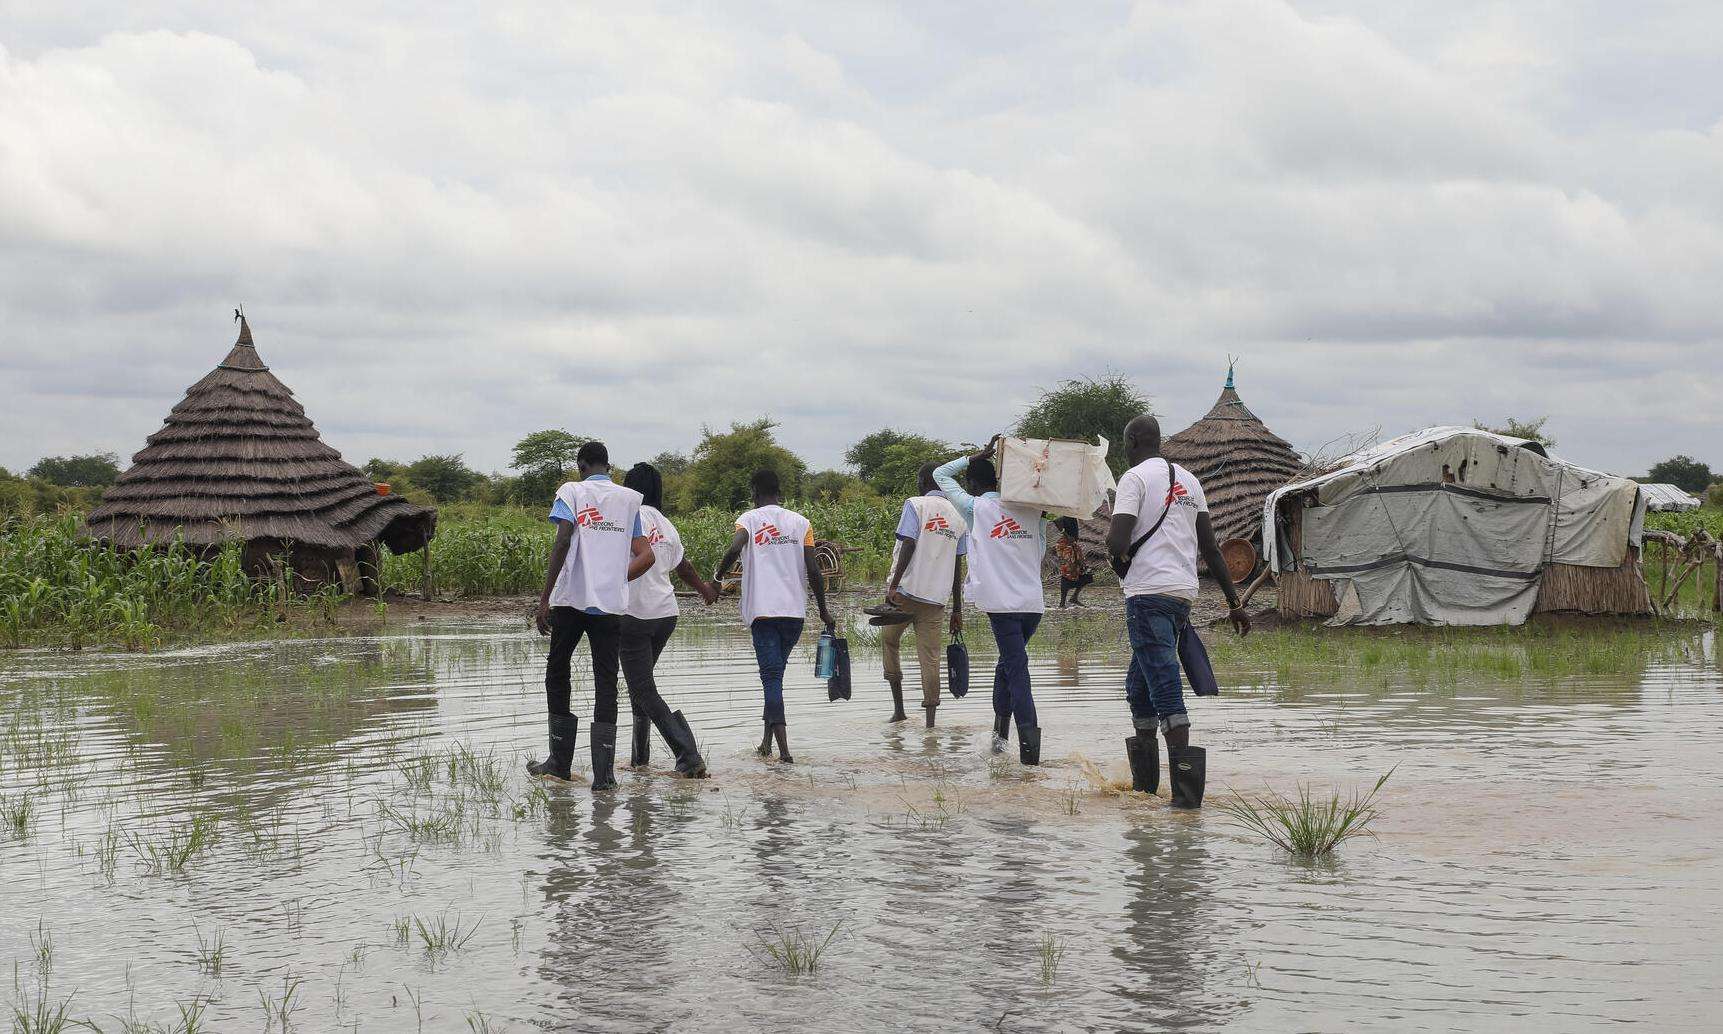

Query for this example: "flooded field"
[2,614,1721,1032]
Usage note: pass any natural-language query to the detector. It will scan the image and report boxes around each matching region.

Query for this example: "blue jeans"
[987,612,1042,731]
[1124,594,1190,731]
[750,617,805,724]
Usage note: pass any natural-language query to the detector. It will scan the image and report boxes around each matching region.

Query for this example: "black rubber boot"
[991,713,1010,755]
[590,721,618,792]
[1018,725,1041,766]
[887,678,908,723]
[771,722,793,764]
[629,714,651,768]
[664,711,708,778]
[1168,745,1206,809]
[526,714,578,781]
[1125,733,1159,795]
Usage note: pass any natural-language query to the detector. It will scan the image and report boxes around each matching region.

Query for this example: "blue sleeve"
[956,533,969,557]
[894,501,920,541]
[633,513,643,537]
[549,497,574,524]
[933,457,974,524]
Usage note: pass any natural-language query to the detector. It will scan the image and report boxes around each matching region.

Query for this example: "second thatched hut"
[1162,368,1303,551]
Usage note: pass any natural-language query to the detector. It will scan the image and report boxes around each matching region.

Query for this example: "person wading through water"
[1054,517,1095,609]
[531,441,656,791]
[878,462,968,727]
[619,462,720,778]
[935,436,1052,765]
[1106,414,1250,808]
[714,470,836,763]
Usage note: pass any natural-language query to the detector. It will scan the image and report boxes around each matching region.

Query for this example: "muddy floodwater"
[2,615,1721,1032]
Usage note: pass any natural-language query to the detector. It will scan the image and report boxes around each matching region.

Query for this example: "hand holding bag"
[946,631,970,698]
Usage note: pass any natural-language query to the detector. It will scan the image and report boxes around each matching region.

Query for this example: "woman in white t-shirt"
[619,463,719,778]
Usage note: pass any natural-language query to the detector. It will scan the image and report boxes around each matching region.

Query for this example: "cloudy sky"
[3,1,1720,479]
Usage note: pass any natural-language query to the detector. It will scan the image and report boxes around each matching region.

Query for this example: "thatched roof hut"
[85,317,435,583]
[1162,368,1302,546]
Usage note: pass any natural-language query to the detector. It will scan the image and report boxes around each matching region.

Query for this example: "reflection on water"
[0,619,1720,1031]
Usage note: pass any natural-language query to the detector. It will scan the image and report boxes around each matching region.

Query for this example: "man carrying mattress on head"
[934,436,1052,766]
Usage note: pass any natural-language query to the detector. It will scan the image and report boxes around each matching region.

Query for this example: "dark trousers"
[987,612,1042,729]
[545,607,622,719]
[1124,594,1190,730]
[749,617,805,724]
[619,614,680,734]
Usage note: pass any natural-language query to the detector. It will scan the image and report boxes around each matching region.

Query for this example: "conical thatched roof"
[1162,368,1301,545]
[86,318,436,554]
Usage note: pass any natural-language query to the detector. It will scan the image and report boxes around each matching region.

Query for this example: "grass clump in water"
[129,814,219,875]
[1036,933,1067,983]
[745,919,843,975]
[1216,770,1392,859]
[411,911,483,963]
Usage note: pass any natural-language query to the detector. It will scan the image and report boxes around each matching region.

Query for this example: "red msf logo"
[1164,483,1189,506]
[575,506,604,526]
[647,526,665,546]
[925,515,950,533]
[754,523,781,545]
[989,516,1024,539]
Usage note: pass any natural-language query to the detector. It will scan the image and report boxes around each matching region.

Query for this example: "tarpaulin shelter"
[1264,427,1650,625]
[1163,368,1302,548]
[84,316,436,592]
[1640,484,1702,512]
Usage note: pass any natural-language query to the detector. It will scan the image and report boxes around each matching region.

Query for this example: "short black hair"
[577,441,609,468]
[917,462,939,492]
[624,462,662,510]
[751,469,781,498]
[968,457,998,490]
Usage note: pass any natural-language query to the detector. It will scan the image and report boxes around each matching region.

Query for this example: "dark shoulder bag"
[1109,460,1178,578]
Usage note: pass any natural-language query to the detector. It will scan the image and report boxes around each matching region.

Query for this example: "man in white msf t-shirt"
[1106,414,1249,809]
[714,469,836,764]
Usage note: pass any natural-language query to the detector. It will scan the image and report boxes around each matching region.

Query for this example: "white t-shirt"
[547,478,644,614]
[965,495,1047,614]
[1113,458,1208,601]
[734,505,814,625]
[626,505,684,620]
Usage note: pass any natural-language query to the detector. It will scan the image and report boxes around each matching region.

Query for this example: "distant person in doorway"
[935,436,1052,765]
[1054,517,1094,609]
[879,462,968,727]
[531,441,655,792]
[619,462,720,778]
[714,470,835,763]
[1106,414,1250,809]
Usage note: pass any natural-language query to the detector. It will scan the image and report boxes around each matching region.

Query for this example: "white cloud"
[0,1,1718,481]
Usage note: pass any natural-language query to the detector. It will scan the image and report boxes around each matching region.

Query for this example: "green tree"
[362,458,403,481]
[678,419,807,511]
[28,452,120,487]
[844,429,951,496]
[646,451,692,512]
[1647,455,1714,494]
[1473,416,1556,450]
[510,429,586,505]
[402,454,484,502]
[806,469,876,502]
[1014,375,1152,475]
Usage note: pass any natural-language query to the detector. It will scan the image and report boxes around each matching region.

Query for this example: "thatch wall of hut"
[85,317,435,587]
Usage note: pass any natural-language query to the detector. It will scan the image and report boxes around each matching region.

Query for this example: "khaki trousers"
[880,597,945,710]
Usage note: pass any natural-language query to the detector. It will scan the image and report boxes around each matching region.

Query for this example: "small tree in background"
[1473,416,1557,450]
[1014,375,1152,475]
[362,458,402,482]
[28,453,121,488]
[844,429,950,497]
[679,419,807,511]
[511,429,586,504]
[1647,455,1714,494]
[403,454,485,502]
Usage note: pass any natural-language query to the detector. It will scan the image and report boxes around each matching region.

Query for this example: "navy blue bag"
[946,632,970,698]
[827,636,852,702]
[1179,623,1220,697]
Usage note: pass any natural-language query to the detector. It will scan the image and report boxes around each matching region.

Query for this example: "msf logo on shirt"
[646,525,666,547]
[575,505,626,534]
[924,515,958,540]
[989,515,1031,540]
[1165,482,1197,510]
[754,523,795,546]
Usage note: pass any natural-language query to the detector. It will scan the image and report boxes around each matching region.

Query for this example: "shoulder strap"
[1123,460,1178,563]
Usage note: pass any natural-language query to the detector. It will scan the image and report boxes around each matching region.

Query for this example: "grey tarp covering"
[1640,484,1702,511]
[1264,427,1646,626]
